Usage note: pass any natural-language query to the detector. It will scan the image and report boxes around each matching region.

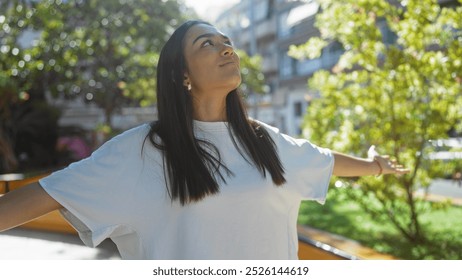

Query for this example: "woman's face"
[182,24,241,97]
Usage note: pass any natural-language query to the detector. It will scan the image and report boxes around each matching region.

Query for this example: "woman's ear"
[183,75,189,87]
[183,74,192,91]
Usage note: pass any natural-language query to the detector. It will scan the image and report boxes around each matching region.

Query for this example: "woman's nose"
[221,43,234,56]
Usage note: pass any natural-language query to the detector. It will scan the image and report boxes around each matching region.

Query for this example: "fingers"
[368,146,410,176]
[374,155,410,175]
[390,160,410,174]
[396,167,410,173]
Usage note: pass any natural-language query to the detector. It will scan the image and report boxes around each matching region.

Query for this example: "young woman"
[0,20,408,259]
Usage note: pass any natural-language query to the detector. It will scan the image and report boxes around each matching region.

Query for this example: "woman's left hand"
[373,155,410,176]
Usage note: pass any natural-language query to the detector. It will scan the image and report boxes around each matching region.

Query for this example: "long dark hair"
[147,20,286,205]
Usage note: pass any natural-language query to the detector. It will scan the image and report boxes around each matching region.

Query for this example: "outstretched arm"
[332,151,410,177]
[0,182,62,232]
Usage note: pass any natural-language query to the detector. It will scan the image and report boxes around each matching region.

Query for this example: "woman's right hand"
[0,183,62,232]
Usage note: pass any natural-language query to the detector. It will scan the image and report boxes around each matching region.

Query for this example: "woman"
[0,20,408,259]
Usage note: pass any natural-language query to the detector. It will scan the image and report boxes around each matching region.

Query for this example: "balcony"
[262,53,278,73]
[255,17,277,39]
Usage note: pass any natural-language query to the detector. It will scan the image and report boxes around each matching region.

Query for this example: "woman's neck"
[192,95,227,122]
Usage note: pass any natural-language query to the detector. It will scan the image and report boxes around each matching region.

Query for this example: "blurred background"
[1,0,461,260]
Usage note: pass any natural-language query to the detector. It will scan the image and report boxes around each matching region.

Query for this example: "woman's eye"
[202,40,213,47]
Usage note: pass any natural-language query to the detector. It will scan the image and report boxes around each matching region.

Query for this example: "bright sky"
[184,0,240,22]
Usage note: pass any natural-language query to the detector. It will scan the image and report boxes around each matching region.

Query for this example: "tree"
[0,74,20,172]
[32,0,190,127]
[1,0,60,173]
[290,0,462,243]
[236,49,267,96]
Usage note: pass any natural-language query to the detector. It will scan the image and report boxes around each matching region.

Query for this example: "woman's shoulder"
[251,119,310,147]
[251,119,280,134]
[120,123,151,138]
[102,123,151,148]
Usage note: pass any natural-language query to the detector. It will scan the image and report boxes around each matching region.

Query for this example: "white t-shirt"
[39,120,334,259]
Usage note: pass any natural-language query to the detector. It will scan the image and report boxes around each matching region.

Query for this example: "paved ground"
[416,178,462,205]
[0,228,121,260]
[0,179,460,260]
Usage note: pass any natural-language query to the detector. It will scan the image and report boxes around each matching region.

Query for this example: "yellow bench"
[297,225,396,260]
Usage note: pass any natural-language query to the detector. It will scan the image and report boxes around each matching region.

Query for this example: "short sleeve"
[278,133,334,203]
[257,121,334,203]
[38,125,148,247]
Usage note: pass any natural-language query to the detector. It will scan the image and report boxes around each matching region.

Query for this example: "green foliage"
[29,0,189,126]
[0,0,38,94]
[289,37,328,60]
[291,0,462,243]
[236,49,267,95]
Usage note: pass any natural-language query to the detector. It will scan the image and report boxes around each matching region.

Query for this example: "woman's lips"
[219,60,236,67]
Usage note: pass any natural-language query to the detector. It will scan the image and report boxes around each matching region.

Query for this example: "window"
[294,101,303,117]
[322,41,344,68]
[380,24,397,45]
[280,52,293,78]
[296,57,322,76]
[254,0,269,22]
[278,10,291,38]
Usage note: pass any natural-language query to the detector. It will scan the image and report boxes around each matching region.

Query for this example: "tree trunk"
[0,128,18,172]
[104,106,113,129]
